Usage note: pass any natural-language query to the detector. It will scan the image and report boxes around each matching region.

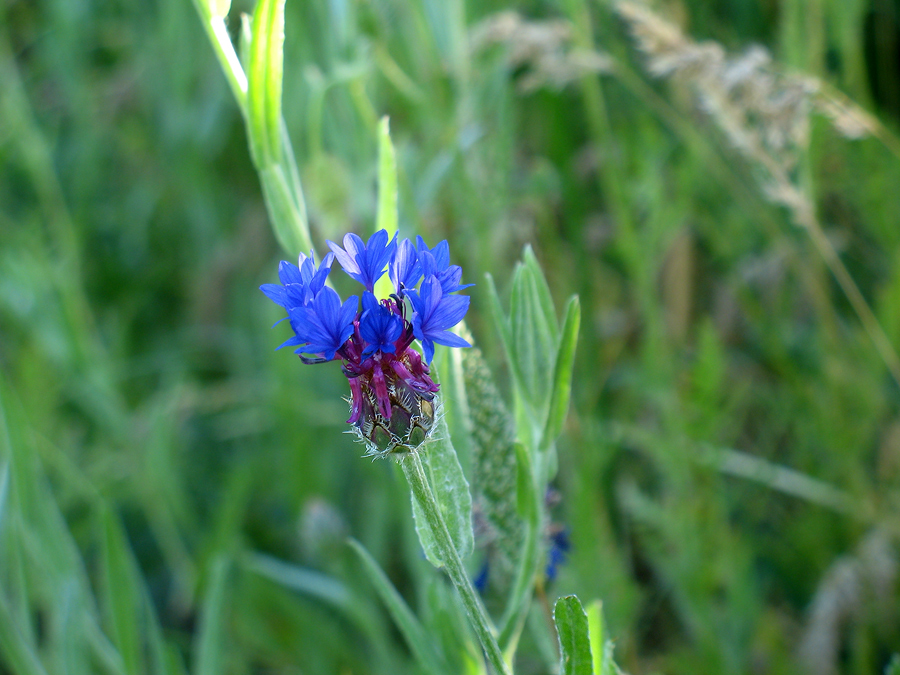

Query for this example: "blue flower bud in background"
[261,231,471,456]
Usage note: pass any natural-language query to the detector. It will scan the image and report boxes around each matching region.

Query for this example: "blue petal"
[359,291,402,357]
[429,330,471,349]
[429,294,469,330]
[416,236,450,270]
[327,234,363,275]
[420,336,436,363]
[328,231,397,290]
[275,334,306,351]
[260,283,286,306]
[278,260,304,286]
[389,238,421,294]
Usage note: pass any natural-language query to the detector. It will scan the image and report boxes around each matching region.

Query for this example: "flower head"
[262,230,471,457]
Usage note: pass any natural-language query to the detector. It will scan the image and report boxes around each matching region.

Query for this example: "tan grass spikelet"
[469,11,613,92]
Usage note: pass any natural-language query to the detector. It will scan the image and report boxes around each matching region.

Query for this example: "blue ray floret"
[409,275,472,363]
[389,238,422,296]
[286,286,358,360]
[327,230,397,292]
[261,230,471,456]
[417,236,473,295]
[359,291,404,358]
[260,251,333,311]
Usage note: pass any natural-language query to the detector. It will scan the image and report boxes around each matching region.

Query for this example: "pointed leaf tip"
[554,595,594,675]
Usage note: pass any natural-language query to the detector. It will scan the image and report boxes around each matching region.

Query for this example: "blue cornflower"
[260,251,333,310]
[284,286,358,361]
[328,230,397,292]
[262,230,472,456]
[359,292,404,358]
[409,275,471,363]
[388,238,422,296]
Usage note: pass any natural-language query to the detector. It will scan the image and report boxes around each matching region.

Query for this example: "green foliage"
[554,595,593,675]
[403,409,475,568]
[348,539,449,675]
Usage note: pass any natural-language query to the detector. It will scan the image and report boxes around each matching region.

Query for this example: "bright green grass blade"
[100,507,144,675]
[374,116,398,300]
[376,116,398,236]
[348,539,449,675]
[192,556,231,675]
[541,295,580,451]
[554,595,594,675]
[586,601,605,675]
[404,399,474,565]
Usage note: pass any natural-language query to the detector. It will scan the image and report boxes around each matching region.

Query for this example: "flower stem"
[402,453,512,675]
[190,4,248,114]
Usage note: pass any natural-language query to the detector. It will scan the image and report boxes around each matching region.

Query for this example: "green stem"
[402,453,512,675]
[191,5,248,115]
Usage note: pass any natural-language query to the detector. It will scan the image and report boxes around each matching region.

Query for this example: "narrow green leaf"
[259,164,309,256]
[485,273,526,398]
[554,595,594,675]
[100,508,143,675]
[541,295,580,449]
[261,0,283,163]
[522,246,559,344]
[0,462,9,537]
[0,592,49,675]
[404,402,474,565]
[192,556,231,675]
[247,0,285,165]
[423,576,477,674]
[376,116,398,237]
[245,4,266,165]
[373,116,398,300]
[348,539,448,675]
[244,552,353,611]
[509,257,558,415]
[515,442,537,521]
[586,601,604,675]
[146,595,182,675]
[239,13,252,71]
[436,338,474,469]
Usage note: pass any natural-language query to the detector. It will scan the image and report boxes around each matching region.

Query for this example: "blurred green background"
[3,0,900,672]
